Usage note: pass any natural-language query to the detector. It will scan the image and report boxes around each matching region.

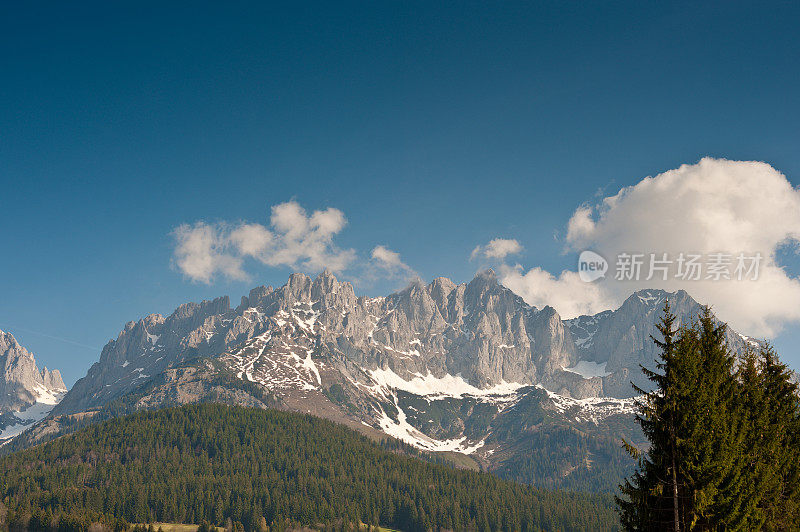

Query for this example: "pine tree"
[756,346,800,529]
[736,347,772,529]
[618,301,686,531]
[618,305,753,530]
[682,310,749,530]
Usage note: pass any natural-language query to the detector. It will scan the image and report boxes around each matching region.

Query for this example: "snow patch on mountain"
[32,383,64,405]
[221,310,323,393]
[563,361,611,379]
[738,333,761,348]
[0,390,67,442]
[544,387,637,424]
[375,400,485,453]
[637,290,665,306]
[368,368,524,401]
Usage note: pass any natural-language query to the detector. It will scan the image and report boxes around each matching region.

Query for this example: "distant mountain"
[0,330,66,442]
[22,271,756,490]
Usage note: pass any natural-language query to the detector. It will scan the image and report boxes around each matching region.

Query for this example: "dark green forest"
[0,403,618,531]
[618,306,800,531]
[494,426,634,493]
[487,388,637,493]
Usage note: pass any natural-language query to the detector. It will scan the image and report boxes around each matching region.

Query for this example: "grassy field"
[436,449,482,470]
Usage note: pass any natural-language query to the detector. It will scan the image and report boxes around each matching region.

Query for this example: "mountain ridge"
[0,330,66,441]
[55,270,755,417]
[21,270,756,491]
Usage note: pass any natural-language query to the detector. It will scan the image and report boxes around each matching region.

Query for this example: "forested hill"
[0,404,618,531]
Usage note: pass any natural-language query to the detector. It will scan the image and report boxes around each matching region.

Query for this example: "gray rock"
[0,329,65,417]
[565,288,757,397]
[54,271,760,416]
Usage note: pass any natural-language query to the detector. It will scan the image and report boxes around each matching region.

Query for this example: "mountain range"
[1,270,759,490]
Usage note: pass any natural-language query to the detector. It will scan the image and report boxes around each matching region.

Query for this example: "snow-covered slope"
[0,389,67,442]
[0,330,67,443]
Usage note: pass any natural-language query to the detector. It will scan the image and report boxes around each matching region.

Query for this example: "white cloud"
[565,205,595,245]
[501,158,800,337]
[471,238,523,260]
[172,201,356,283]
[258,203,354,272]
[370,245,418,281]
[172,222,248,284]
[371,245,405,270]
[229,223,273,257]
[499,264,612,318]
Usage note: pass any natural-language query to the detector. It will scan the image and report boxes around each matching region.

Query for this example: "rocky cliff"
[56,270,754,417]
[25,271,760,490]
[0,330,66,440]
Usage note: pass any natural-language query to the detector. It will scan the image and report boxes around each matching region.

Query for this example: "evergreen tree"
[753,346,800,529]
[618,302,686,530]
[619,306,752,530]
[619,305,800,531]
[736,347,772,529]
[0,402,618,531]
[677,310,750,529]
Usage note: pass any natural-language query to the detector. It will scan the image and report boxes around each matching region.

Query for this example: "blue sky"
[2,1,799,385]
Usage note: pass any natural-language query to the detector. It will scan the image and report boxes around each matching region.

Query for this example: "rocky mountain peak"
[1,330,22,352]
[41,366,65,391]
[171,296,231,326]
[464,269,531,317]
[242,285,274,309]
[54,272,762,423]
[0,329,66,414]
[312,269,336,293]
[467,268,498,289]
[312,270,356,309]
[286,272,312,297]
[429,276,456,297]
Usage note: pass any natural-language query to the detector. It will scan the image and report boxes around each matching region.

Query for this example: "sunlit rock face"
[56,270,754,420]
[0,330,66,440]
[32,271,759,489]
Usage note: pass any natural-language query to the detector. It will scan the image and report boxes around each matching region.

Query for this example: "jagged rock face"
[563,289,756,397]
[0,331,66,413]
[26,272,765,488]
[55,271,758,418]
[57,270,577,414]
[0,330,66,442]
